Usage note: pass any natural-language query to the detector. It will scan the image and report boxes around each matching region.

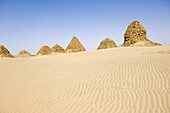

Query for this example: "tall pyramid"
[97,38,117,50]
[0,45,14,58]
[122,20,161,46]
[66,36,86,53]
[36,46,52,55]
[52,44,65,53]
[16,50,31,57]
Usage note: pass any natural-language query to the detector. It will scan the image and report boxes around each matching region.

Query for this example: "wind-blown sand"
[0,46,170,113]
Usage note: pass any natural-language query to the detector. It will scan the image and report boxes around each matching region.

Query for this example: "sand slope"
[0,46,170,113]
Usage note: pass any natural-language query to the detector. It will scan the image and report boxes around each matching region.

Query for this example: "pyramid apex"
[72,36,78,40]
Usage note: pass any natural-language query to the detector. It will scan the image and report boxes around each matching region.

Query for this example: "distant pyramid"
[36,46,52,55]
[122,20,161,46]
[66,36,86,53]
[0,45,14,58]
[97,38,117,50]
[16,50,31,57]
[52,44,65,53]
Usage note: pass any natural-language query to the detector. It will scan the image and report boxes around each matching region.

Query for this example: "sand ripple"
[0,46,170,113]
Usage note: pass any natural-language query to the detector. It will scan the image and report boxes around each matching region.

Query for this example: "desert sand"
[0,46,170,113]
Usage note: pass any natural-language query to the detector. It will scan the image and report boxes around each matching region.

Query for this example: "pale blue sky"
[0,0,170,55]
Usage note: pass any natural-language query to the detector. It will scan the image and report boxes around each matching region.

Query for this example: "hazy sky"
[0,0,170,55]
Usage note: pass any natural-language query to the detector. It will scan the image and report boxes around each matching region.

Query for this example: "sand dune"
[0,46,170,113]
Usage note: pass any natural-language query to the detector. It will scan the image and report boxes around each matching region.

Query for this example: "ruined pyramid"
[66,36,86,53]
[0,45,14,58]
[122,20,161,47]
[36,46,52,55]
[16,50,31,57]
[52,44,65,53]
[97,38,117,50]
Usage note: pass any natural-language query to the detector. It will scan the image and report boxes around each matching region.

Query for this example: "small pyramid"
[122,20,161,46]
[36,46,52,55]
[0,45,14,58]
[97,38,117,50]
[66,36,86,53]
[16,50,31,57]
[52,44,65,53]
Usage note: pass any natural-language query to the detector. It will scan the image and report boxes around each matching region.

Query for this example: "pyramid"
[52,44,65,53]
[0,45,14,58]
[36,46,52,55]
[16,50,31,57]
[97,38,117,50]
[122,20,161,46]
[66,36,86,53]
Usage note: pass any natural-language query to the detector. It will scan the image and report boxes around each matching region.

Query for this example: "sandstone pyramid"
[66,36,86,53]
[0,45,14,58]
[122,20,161,46]
[52,44,65,53]
[16,50,31,57]
[97,38,117,50]
[36,46,52,55]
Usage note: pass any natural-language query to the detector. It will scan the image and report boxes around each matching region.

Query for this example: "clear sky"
[0,0,170,55]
